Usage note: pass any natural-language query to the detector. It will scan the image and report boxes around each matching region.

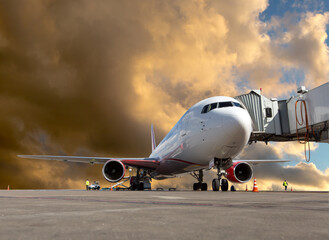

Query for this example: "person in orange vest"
[86,179,90,190]
[283,180,288,191]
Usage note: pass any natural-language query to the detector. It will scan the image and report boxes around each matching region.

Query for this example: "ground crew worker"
[86,179,90,190]
[283,180,288,191]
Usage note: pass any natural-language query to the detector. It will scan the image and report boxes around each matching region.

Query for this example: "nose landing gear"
[191,170,207,191]
[212,158,231,192]
[211,176,228,191]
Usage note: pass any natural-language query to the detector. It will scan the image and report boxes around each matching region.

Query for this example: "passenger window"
[218,102,233,108]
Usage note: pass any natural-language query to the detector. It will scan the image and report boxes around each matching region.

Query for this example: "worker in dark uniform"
[283,180,288,191]
[86,179,90,190]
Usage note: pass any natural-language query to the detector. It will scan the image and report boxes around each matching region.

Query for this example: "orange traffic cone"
[245,185,248,191]
[7,185,9,190]
[252,178,259,192]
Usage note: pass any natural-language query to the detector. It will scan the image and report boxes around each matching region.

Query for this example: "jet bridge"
[235,82,329,144]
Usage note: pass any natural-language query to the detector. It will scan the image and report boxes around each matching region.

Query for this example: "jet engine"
[102,160,126,182]
[226,162,253,183]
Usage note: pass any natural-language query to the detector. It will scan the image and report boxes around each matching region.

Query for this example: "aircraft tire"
[131,183,137,191]
[193,183,199,191]
[212,179,220,191]
[201,183,207,191]
[138,182,145,191]
[221,179,228,191]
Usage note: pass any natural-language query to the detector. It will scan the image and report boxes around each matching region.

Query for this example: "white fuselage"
[149,96,253,179]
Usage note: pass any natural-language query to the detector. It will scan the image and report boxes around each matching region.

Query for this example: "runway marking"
[153,196,186,200]
[0,195,213,207]
[0,206,173,219]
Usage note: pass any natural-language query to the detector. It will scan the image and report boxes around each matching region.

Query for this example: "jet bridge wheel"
[221,179,228,191]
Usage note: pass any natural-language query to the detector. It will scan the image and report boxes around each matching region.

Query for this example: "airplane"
[19,96,289,191]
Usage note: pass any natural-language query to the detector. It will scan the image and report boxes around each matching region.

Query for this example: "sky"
[0,0,328,190]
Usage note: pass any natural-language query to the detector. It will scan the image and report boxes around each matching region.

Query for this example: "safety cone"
[7,185,9,190]
[252,178,259,192]
[245,185,248,191]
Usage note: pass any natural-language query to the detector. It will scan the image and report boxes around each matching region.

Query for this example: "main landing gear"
[130,168,151,191]
[212,158,231,192]
[191,170,208,191]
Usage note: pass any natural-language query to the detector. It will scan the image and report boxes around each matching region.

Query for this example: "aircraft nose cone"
[222,110,252,146]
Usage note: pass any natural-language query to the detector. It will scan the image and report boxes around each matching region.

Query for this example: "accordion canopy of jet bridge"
[235,82,329,144]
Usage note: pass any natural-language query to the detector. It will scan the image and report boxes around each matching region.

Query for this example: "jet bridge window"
[265,107,272,118]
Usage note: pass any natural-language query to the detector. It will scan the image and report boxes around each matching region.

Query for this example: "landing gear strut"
[130,168,142,190]
[212,158,231,192]
[191,170,207,191]
[130,168,151,191]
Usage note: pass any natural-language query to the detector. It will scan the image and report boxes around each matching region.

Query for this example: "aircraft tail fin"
[151,124,156,152]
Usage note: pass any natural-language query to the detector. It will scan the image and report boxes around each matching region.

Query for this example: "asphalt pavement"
[0,190,328,240]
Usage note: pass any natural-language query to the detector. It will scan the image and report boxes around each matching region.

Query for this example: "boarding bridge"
[235,82,329,144]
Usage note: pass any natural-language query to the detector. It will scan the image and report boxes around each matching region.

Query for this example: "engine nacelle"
[102,160,126,182]
[226,162,253,183]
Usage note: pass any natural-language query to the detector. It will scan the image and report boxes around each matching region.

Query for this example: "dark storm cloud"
[0,0,158,188]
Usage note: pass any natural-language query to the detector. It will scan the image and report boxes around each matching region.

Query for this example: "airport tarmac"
[0,190,328,240]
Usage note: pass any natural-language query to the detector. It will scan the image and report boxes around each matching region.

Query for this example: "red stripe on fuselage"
[162,158,197,165]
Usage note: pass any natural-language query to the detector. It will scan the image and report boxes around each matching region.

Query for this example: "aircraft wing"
[17,155,160,169]
[233,159,290,165]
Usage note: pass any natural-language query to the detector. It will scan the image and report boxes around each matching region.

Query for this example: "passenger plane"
[19,96,288,191]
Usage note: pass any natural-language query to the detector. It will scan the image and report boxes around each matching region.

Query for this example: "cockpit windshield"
[201,101,244,114]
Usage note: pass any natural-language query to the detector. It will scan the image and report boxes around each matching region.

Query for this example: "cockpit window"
[218,102,233,108]
[201,101,245,114]
[233,102,245,109]
[210,103,218,111]
[201,105,208,114]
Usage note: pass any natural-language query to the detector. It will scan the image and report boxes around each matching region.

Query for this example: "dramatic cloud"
[237,143,329,191]
[269,11,329,87]
[0,0,328,189]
